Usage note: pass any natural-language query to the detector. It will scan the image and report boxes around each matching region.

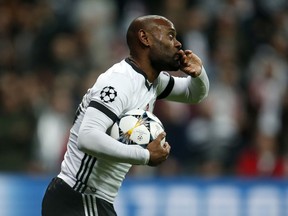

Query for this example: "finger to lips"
[182,55,189,64]
[178,49,185,55]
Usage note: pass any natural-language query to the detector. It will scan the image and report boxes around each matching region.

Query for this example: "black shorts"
[42,177,117,216]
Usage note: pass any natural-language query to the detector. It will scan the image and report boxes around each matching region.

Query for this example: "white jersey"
[58,58,209,203]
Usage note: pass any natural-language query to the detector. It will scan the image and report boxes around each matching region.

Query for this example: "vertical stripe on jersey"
[82,194,98,216]
[74,154,97,193]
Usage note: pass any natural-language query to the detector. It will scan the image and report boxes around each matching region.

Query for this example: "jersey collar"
[125,58,153,90]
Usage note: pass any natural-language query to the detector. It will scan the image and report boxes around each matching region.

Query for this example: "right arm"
[78,106,169,166]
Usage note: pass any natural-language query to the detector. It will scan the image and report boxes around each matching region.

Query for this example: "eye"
[168,33,175,40]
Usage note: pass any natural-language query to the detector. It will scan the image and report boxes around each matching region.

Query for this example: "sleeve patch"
[100,86,118,103]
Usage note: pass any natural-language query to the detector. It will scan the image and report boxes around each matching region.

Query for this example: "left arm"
[166,66,209,103]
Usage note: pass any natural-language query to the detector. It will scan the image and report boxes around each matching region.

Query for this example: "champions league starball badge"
[100,86,118,103]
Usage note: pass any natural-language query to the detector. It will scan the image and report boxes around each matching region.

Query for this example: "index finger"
[184,50,193,55]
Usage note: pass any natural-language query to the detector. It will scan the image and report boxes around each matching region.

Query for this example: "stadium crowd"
[0,0,288,178]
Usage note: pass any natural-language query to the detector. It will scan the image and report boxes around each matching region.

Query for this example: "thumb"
[156,132,166,142]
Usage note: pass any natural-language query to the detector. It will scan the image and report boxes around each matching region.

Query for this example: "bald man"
[42,15,209,216]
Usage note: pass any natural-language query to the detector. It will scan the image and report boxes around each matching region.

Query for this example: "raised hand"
[178,50,202,77]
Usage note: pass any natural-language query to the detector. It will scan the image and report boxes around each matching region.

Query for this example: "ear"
[138,29,150,47]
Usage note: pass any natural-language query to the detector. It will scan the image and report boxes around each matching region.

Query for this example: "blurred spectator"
[161,0,188,36]
[49,32,91,75]
[248,46,287,138]
[31,74,75,174]
[235,44,288,178]
[183,6,210,66]
[71,0,117,69]
[0,73,36,171]
[236,130,285,177]
[153,99,191,174]
[186,63,246,176]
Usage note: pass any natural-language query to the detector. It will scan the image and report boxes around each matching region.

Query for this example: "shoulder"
[159,71,171,79]
[89,60,136,103]
[156,71,175,88]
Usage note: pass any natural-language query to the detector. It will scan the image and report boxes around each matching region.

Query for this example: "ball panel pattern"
[110,109,164,148]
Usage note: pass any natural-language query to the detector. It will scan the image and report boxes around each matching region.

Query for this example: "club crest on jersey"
[100,86,117,103]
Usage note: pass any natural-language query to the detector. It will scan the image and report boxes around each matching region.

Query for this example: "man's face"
[148,19,182,72]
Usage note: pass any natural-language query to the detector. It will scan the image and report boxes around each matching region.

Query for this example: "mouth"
[174,53,181,61]
[174,49,183,61]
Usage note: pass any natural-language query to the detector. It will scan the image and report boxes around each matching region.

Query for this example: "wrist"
[143,149,150,165]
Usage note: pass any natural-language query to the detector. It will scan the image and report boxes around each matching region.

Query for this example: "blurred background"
[0,0,288,215]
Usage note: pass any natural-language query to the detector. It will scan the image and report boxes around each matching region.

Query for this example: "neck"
[128,56,159,82]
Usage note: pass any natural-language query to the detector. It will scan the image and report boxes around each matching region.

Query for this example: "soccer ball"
[110,109,165,148]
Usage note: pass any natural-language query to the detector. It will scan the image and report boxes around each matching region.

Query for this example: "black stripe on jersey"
[83,157,97,185]
[74,154,88,191]
[75,154,88,180]
[157,75,175,99]
[79,155,93,182]
[88,101,119,122]
[74,154,97,193]
[73,106,83,124]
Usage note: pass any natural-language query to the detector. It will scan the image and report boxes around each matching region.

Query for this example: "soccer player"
[42,15,209,216]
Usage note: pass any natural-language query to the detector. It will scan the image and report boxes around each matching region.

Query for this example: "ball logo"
[137,135,143,141]
[100,86,117,103]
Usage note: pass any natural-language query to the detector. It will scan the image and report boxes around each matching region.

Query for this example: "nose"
[175,39,182,49]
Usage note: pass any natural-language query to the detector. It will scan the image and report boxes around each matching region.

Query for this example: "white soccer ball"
[110,109,165,148]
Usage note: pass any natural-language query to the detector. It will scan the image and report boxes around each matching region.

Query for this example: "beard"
[150,52,180,72]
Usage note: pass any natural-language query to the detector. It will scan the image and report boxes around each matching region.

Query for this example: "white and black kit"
[42,58,209,216]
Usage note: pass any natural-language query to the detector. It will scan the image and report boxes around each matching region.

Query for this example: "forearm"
[167,66,209,103]
[78,107,150,165]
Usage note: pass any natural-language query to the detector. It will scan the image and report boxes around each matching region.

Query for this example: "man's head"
[126,15,182,72]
